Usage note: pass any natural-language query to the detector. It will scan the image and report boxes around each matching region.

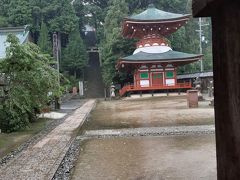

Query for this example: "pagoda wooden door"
[152,72,163,86]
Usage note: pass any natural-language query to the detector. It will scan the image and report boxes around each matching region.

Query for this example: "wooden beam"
[192,0,223,17]
[211,2,240,179]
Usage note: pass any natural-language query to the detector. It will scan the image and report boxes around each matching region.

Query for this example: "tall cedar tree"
[61,27,87,78]
[46,0,78,34]
[101,0,137,86]
[37,22,52,54]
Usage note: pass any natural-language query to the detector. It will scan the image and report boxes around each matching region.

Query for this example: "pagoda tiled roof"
[126,4,190,22]
[119,51,203,63]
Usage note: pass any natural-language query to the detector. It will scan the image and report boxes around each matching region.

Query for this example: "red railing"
[119,82,192,96]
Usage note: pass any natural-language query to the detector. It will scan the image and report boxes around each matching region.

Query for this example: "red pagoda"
[117,4,203,96]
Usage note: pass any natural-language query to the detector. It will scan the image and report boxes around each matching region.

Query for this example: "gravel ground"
[0,99,86,167]
[53,138,83,180]
[81,125,215,138]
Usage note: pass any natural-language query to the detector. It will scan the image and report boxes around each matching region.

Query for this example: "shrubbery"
[0,34,59,133]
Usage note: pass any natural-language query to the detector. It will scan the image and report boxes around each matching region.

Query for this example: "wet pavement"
[72,96,216,180]
[61,98,86,111]
[72,135,216,180]
[83,96,214,130]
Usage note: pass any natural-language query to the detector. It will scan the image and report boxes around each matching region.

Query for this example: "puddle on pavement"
[81,96,215,131]
[72,135,216,180]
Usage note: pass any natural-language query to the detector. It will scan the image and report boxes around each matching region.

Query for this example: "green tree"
[37,22,52,54]
[82,0,110,44]
[43,0,78,34]
[0,34,59,132]
[0,16,8,27]
[83,0,109,9]
[73,0,87,31]
[7,0,32,26]
[0,0,10,16]
[101,0,134,85]
[203,45,213,71]
[16,0,79,44]
[0,0,9,27]
[61,27,88,78]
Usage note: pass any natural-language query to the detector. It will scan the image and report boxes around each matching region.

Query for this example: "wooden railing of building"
[119,82,192,96]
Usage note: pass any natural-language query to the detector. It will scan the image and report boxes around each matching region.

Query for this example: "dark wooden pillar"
[211,2,240,179]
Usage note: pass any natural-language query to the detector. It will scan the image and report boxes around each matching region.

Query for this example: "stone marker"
[187,90,198,108]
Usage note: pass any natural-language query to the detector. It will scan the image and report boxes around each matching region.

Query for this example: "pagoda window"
[140,72,149,79]
[166,71,174,78]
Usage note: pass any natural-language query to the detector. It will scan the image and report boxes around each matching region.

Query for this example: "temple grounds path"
[82,96,215,130]
[0,99,96,180]
[73,96,216,180]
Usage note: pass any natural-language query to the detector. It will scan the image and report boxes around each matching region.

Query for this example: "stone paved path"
[0,99,96,180]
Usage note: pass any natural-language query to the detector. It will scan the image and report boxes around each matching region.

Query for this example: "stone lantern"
[110,83,116,99]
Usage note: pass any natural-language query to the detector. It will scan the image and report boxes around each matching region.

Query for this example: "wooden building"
[0,26,31,99]
[0,25,30,59]
[117,4,203,96]
[177,71,213,91]
[193,1,240,179]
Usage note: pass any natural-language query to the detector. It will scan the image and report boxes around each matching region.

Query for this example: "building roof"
[117,50,203,69]
[126,4,190,22]
[119,50,202,63]
[0,26,30,59]
[177,71,213,79]
[122,4,190,38]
